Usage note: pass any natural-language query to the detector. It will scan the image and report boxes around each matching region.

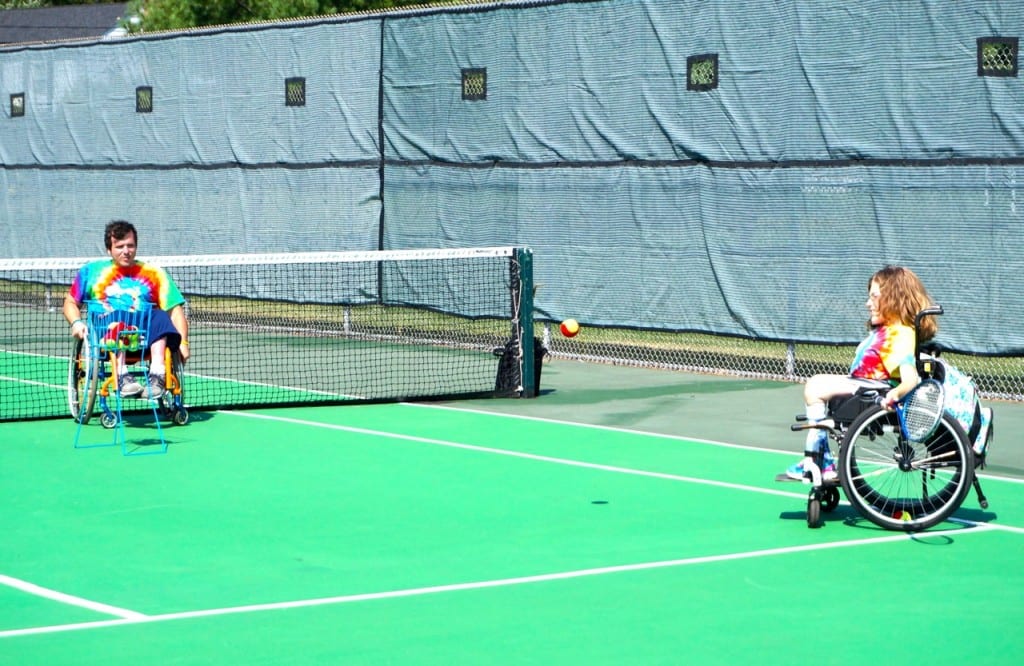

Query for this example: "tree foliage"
[0,0,118,7]
[123,0,444,33]
[0,2,468,30]
[0,0,47,8]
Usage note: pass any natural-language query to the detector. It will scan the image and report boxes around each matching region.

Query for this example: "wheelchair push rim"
[68,337,98,424]
[838,405,975,532]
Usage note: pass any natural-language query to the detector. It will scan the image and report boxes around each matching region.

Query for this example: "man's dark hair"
[104,220,138,250]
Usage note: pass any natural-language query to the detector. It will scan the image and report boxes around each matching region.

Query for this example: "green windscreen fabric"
[2,0,1022,354]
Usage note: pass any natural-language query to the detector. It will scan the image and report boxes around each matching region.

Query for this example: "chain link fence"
[536,323,1024,402]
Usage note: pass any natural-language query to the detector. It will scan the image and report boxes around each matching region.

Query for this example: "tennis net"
[0,247,538,422]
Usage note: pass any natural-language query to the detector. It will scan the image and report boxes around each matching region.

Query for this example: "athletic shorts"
[146,308,182,351]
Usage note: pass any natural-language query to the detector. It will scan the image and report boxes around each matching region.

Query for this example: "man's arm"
[63,293,87,339]
[168,304,190,362]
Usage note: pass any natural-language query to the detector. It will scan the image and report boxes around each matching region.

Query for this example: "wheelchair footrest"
[790,418,835,432]
[775,472,841,487]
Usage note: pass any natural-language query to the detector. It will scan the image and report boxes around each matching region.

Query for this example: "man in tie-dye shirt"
[63,220,190,399]
[785,265,937,480]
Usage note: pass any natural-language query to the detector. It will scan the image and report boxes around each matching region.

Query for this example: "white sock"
[804,403,828,454]
[806,403,827,422]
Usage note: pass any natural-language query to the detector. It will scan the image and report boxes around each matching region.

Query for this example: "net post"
[515,247,539,398]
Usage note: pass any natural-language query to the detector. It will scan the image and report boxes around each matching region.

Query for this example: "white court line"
[0,349,55,359]
[0,370,361,400]
[0,524,1001,640]
[3,408,1020,639]
[223,409,1024,536]
[0,575,146,621]
[401,401,1024,486]
[404,401,791,454]
[220,410,804,501]
[6,350,1021,489]
[0,375,62,390]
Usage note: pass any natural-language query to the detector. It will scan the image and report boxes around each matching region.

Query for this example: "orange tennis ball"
[560,319,580,337]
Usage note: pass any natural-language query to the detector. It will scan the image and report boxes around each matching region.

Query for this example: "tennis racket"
[895,378,945,443]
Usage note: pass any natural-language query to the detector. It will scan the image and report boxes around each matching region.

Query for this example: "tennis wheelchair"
[783,306,993,531]
[69,299,188,432]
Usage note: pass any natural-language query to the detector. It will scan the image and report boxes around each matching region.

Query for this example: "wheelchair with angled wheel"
[783,306,993,531]
[69,300,189,430]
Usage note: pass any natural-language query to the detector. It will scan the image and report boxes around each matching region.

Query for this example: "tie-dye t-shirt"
[69,259,185,311]
[849,323,916,383]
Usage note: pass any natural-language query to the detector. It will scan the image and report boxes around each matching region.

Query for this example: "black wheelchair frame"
[788,306,991,531]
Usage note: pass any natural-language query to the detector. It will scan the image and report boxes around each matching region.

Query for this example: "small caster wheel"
[807,496,822,529]
[173,409,189,426]
[100,413,118,429]
[823,487,841,513]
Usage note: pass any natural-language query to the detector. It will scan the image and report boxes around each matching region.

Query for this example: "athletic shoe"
[785,450,837,481]
[147,373,165,399]
[118,374,144,398]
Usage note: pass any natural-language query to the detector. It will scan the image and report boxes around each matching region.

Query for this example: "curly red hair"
[869,265,938,341]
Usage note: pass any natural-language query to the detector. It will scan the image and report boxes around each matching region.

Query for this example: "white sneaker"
[118,374,144,398]
[147,373,165,399]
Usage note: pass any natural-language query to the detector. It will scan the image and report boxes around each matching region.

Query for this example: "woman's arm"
[885,362,920,405]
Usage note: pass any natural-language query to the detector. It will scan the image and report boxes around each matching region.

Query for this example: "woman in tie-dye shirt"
[786,266,938,480]
[62,220,190,400]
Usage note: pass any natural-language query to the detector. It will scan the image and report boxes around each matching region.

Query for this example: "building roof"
[0,3,129,46]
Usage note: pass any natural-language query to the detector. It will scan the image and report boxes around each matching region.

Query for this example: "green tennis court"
[1,360,1022,664]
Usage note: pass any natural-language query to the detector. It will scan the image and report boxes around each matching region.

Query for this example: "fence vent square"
[462,68,487,101]
[10,93,24,117]
[687,54,718,91]
[978,37,1018,77]
[136,86,153,113]
[286,77,306,106]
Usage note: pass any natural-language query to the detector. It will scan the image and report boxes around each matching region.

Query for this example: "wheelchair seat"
[827,380,890,427]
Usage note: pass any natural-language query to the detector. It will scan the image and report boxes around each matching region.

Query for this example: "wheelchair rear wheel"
[839,405,974,531]
[67,337,98,424]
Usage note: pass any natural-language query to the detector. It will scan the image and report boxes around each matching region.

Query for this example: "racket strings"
[902,381,944,441]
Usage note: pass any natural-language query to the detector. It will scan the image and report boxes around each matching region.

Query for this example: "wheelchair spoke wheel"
[839,406,974,532]
[67,338,98,424]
